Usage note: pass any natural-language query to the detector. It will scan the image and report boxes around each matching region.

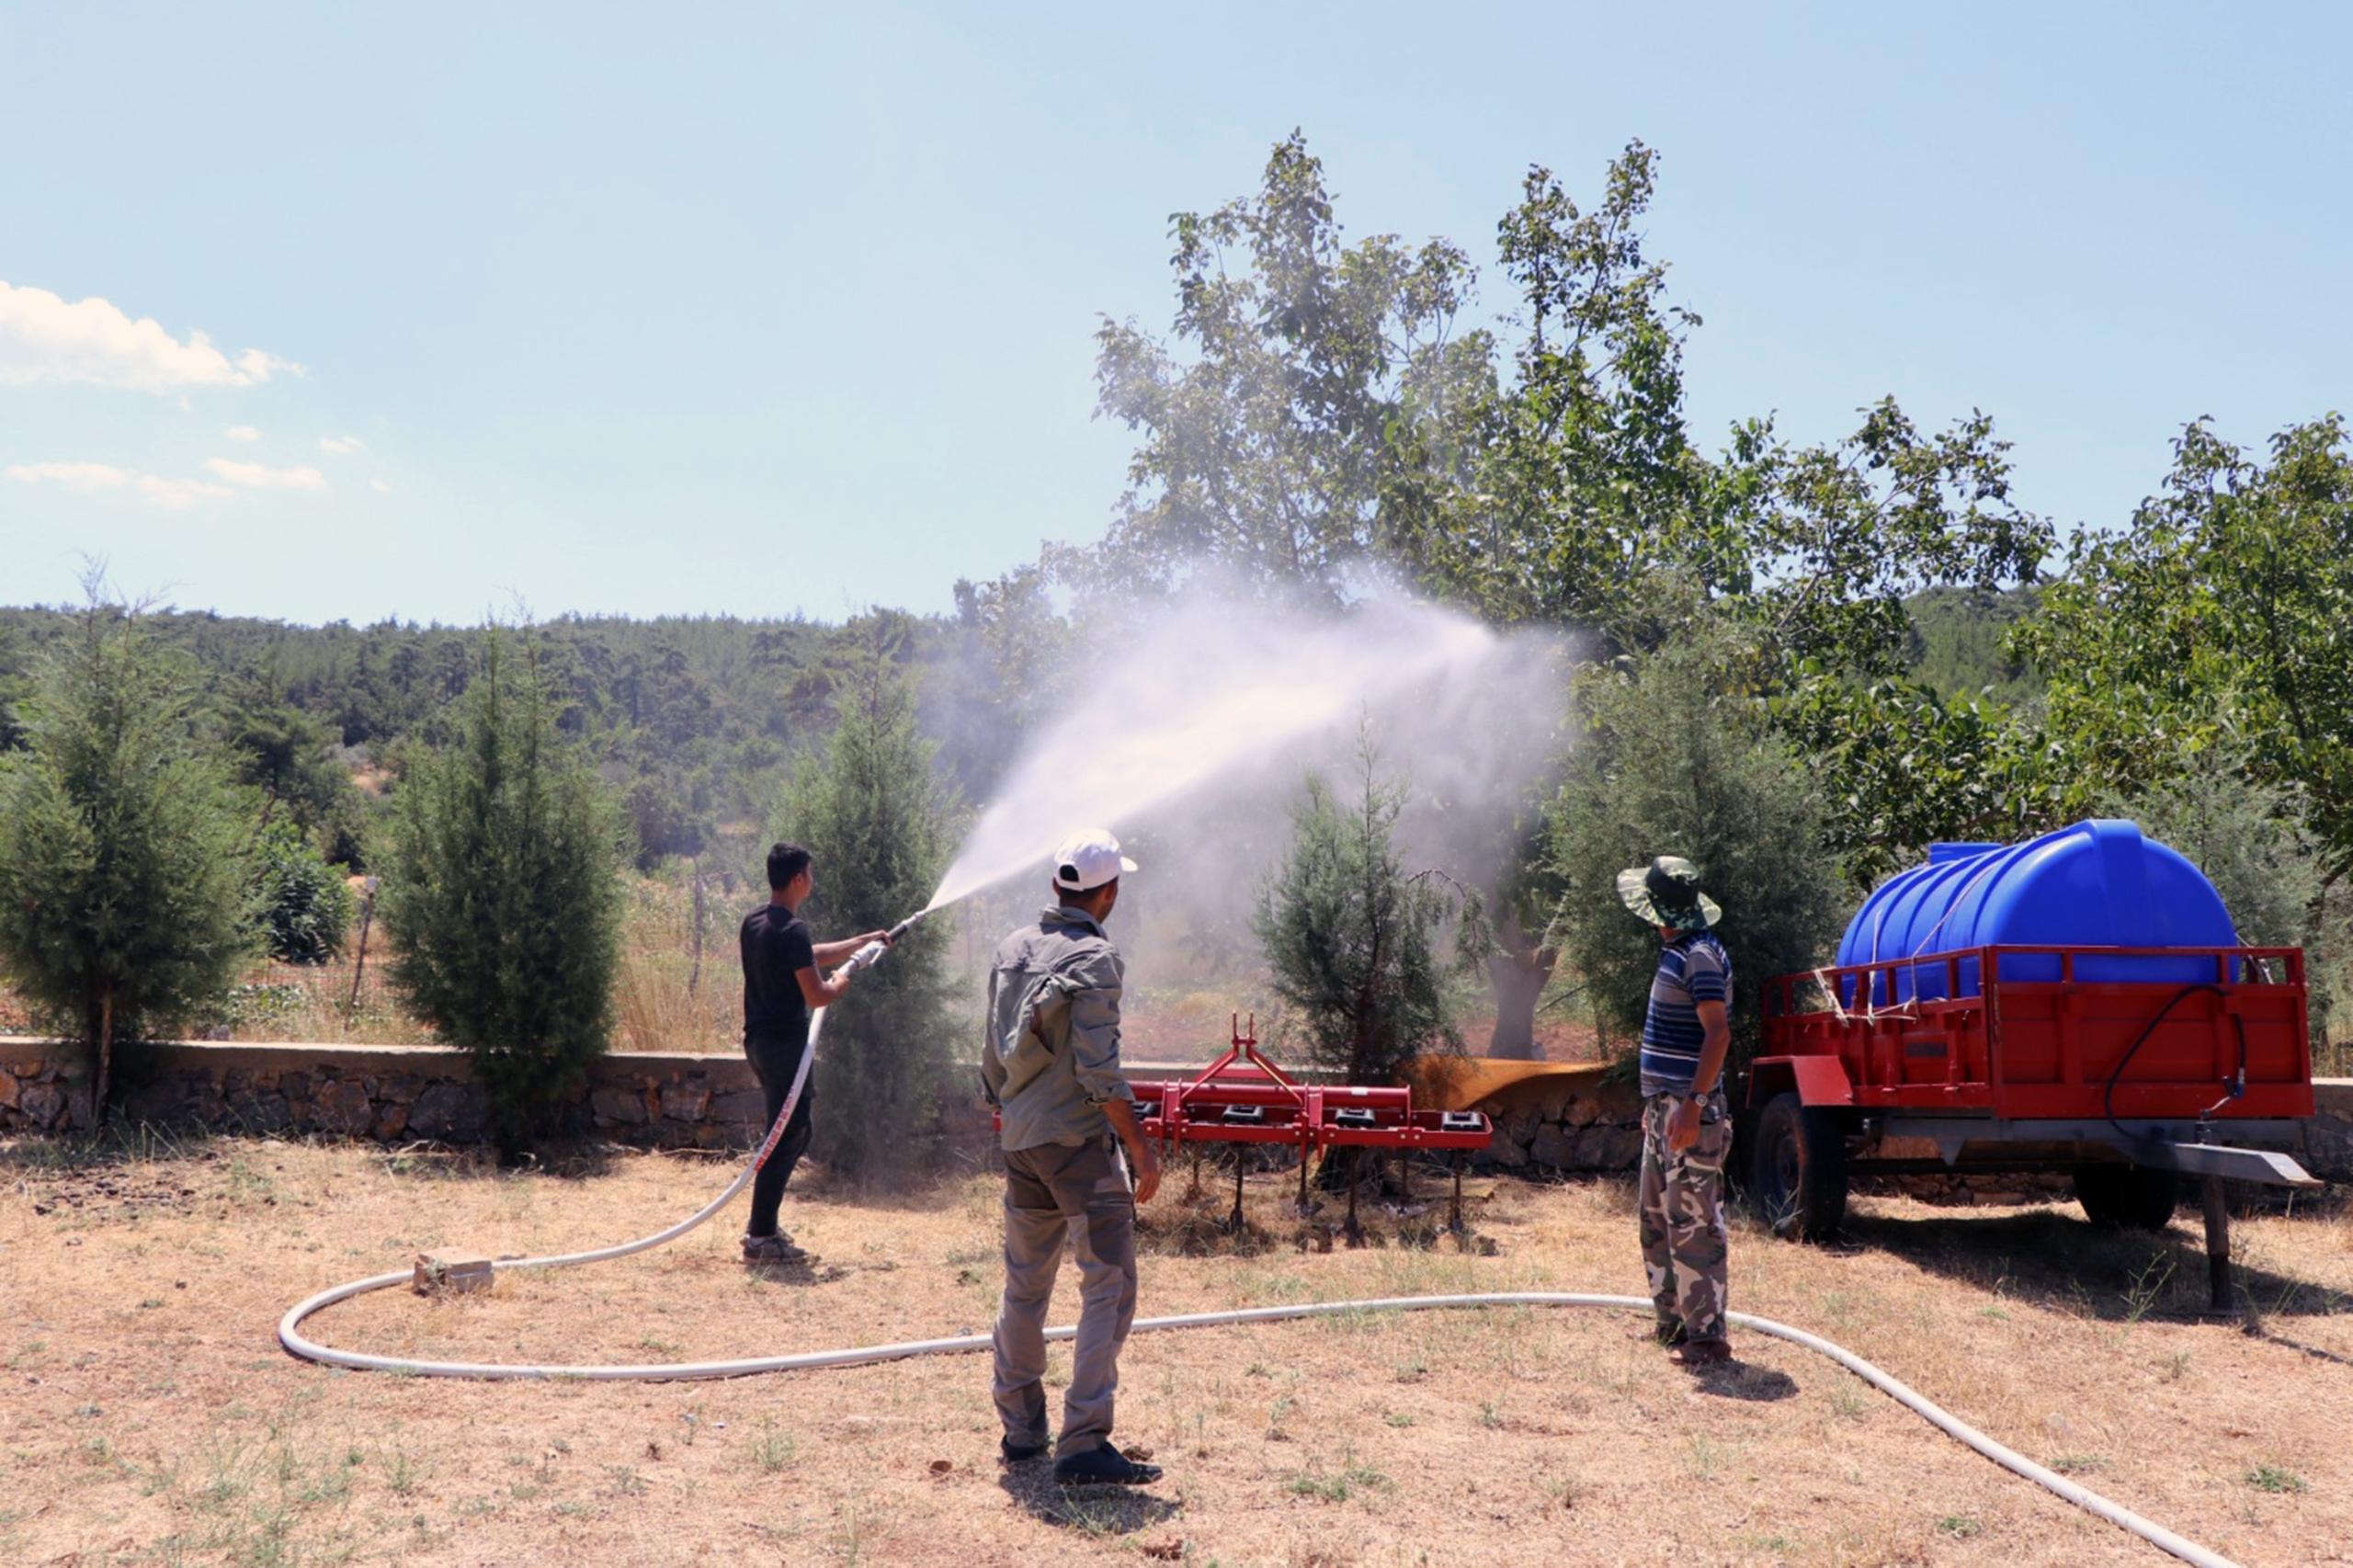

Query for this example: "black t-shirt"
[741,904,817,1047]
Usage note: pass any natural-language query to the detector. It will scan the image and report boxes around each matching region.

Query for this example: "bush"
[380,631,626,1150]
[1255,727,1473,1086]
[622,773,708,870]
[773,645,959,1187]
[1547,636,1845,1067]
[254,819,355,964]
[218,672,368,865]
[0,596,255,1124]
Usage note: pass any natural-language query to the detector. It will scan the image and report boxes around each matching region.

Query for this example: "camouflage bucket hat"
[1615,855,1722,931]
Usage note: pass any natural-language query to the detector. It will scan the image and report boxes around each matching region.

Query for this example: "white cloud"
[225,425,262,442]
[6,460,230,509]
[319,434,365,455]
[6,460,131,494]
[205,457,326,491]
[368,478,393,494]
[136,475,234,509]
[0,279,302,392]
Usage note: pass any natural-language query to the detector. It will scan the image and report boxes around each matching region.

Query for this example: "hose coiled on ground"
[278,966,2243,1568]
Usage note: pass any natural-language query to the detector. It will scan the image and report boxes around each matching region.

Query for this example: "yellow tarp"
[1405,1056,1614,1112]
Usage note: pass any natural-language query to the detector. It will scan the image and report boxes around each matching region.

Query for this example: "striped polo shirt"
[1638,930,1733,1097]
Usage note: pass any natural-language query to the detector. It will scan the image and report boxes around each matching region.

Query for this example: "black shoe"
[742,1232,807,1265]
[1651,1318,1688,1348]
[1672,1337,1733,1370]
[1052,1445,1162,1487]
[1000,1435,1049,1464]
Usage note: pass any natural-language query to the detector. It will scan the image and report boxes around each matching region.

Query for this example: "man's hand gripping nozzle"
[841,907,934,974]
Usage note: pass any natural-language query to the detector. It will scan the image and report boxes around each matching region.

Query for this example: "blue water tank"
[1836,820,2238,1005]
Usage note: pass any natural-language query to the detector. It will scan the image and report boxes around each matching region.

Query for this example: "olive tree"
[1547,634,1845,1067]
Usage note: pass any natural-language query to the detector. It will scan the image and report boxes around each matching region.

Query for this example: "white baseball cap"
[1051,828,1137,892]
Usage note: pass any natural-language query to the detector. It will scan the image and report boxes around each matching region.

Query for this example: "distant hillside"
[0,601,1019,874]
[1904,585,2043,705]
[0,585,2051,879]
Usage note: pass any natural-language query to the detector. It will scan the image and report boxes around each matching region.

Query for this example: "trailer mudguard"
[1746,1054,1855,1109]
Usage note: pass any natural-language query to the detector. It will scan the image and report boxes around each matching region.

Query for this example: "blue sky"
[3,3,2347,627]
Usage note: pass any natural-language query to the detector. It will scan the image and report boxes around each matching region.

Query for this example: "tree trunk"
[688,857,705,997]
[92,989,115,1131]
[347,886,376,1017]
[1486,909,1556,1060]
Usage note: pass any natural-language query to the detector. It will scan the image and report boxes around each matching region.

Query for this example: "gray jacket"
[982,905,1134,1152]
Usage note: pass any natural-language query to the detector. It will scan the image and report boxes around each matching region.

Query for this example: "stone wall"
[0,1041,74,1133]
[2308,1080,2353,1183]
[0,1037,767,1149]
[5,1036,2349,1189]
[1431,1062,1645,1174]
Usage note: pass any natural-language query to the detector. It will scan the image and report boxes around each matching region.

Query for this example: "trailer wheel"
[1751,1092,1848,1242]
[2073,1164,2180,1232]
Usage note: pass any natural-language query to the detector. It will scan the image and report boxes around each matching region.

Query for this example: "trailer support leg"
[1448,1153,1465,1236]
[1297,1142,1312,1212]
[2200,1174,2234,1312]
[1188,1145,1202,1203]
[1227,1155,1245,1234]
[1344,1156,1364,1247]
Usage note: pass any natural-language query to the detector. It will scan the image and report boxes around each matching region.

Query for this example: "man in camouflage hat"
[1617,854,1736,1369]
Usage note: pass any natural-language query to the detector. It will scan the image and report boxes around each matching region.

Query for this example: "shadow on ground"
[2251,1327,2353,1368]
[0,1119,664,1181]
[744,1257,851,1288]
[1695,1361,1800,1403]
[997,1461,1183,1538]
[1840,1205,2350,1321]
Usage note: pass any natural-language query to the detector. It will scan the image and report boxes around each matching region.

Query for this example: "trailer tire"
[1751,1092,1848,1242]
[2073,1164,2179,1232]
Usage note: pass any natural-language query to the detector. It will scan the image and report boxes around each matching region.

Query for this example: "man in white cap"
[981,828,1163,1486]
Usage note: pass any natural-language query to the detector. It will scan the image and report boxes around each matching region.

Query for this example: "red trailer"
[1749,943,2322,1301]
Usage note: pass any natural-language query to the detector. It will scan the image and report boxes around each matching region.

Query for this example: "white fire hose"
[278,939,2240,1568]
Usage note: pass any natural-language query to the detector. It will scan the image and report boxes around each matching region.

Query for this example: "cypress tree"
[380,630,625,1151]
[773,640,958,1187]
[0,594,255,1126]
[1255,727,1472,1087]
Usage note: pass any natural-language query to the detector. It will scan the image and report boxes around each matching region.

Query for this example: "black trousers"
[745,1032,815,1238]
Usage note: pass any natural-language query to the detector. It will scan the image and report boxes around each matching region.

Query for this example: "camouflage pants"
[1638,1091,1731,1345]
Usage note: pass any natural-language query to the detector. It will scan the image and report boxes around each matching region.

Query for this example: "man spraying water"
[738,842,894,1265]
[982,829,1164,1487]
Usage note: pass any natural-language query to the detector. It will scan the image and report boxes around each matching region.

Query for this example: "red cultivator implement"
[1130,1017,1493,1232]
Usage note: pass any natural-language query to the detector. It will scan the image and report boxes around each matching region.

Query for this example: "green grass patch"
[2246,1465,2307,1494]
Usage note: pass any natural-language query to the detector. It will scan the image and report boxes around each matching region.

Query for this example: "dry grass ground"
[2,1134,2347,1568]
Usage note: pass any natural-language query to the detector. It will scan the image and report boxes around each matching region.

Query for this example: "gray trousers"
[992,1135,1138,1456]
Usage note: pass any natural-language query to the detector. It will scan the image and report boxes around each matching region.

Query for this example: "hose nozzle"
[840,908,935,975]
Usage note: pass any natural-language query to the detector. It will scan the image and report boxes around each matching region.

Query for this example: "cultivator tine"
[1344,1157,1363,1247]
